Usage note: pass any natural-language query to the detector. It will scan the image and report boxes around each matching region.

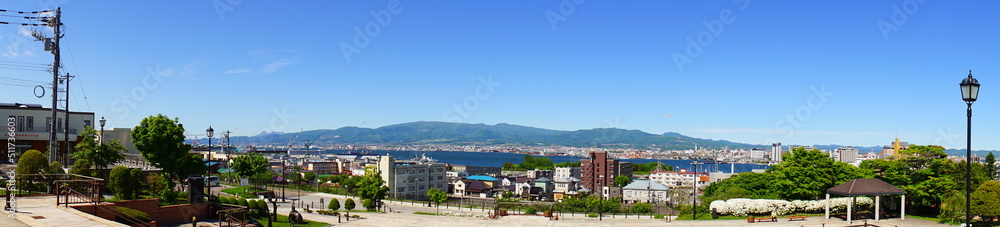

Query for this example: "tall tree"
[986,152,997,181]
[232,154,268,178]
[73,126,125,178]
[131,114,193,190]
[356,171,389,211]
[613,175,632,187]
[769,148,872,200]
[427,187,448,214]
[972,181,1000,225]
[109,166,133,200]
[344,198,356,217]
[68,158,93,176]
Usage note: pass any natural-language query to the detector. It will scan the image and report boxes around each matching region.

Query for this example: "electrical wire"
[66,45,91,110]
[0,66,47,72]
[0,75,46,84]
[0,60,49,66]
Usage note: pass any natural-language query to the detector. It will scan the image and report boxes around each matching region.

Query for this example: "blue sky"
[1,1,999,150]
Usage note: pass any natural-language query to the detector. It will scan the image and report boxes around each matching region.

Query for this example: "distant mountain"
[195,121,762,150]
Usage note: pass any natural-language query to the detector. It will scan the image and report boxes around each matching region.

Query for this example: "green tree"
[629,202,653,213]
[972,180,1000,225]
[328,198,340,211]
[109,166,134,200]
[613,175,632,187]
[938,191,965,224]
[16,150,48,175]
[427,188,448,214]
[770,148,872,200]
[73,126,125,178]
[131,114,193,197]
[986,152,997,181]
[68,158,93,176]
[345,198,356,216]
[861,145,969,214]
[130,168,145,198]
[362,199,374,211]
[702,172,779,201]
[502,162,520,171]
[356,171,388,211]
[519,155,555,170]
[47,161,64,174]
[231,154,269,188]
[554,161,581,167]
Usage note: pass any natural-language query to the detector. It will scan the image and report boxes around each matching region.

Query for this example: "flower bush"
[710,197,873,216]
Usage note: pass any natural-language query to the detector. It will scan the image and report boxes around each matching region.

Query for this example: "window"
[46,117,51,132]
[16,116,24,132]
[57,118,62,132]
[26,116,32,131]
[84,120,91,128]
[418,186,425,190]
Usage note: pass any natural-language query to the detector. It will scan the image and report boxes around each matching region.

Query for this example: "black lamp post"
[224,130,230,167]
[960,70,980,227]
[98,116,106,145]
[207,126,214,197]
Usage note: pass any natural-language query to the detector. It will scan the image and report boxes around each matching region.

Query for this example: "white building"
[377,156,448,199]
[648,171,709,188]
[836,146,859,163]
[2,103,95,164]
[622,179,670,204]
[554,167,581,180]
[750,148,766,160]
[771,143,782,162]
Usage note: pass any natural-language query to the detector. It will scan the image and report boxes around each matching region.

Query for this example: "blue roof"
[467,175,499,181]
[205,161,220,166]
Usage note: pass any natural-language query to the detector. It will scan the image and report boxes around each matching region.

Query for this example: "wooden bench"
[754,216,777,222]
[787,216,807,221]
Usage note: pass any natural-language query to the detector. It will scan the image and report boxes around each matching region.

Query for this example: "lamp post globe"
[960,70,979,227]
[98,116,106,145]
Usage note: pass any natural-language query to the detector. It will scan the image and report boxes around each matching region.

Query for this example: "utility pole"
[32,8,63,164]
[61,73,72,167]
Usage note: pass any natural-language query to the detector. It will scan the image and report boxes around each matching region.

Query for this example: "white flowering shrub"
[710,197,873,216]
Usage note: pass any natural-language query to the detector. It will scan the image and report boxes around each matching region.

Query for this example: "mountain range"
[188,121,999,156]
[195,121,756,150]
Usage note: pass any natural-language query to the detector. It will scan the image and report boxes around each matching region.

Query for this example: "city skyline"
[0,1,999,149]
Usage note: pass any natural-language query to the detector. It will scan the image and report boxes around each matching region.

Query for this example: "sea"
[324,150,769,173]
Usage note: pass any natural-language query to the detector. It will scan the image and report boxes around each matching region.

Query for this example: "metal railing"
[217,204,249,227]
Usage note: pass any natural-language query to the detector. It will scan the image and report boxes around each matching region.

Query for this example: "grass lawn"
[254,214,331,227]
[221,186,268,198]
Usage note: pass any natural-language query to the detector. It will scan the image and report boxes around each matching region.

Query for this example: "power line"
[0,60,49,66]
[0,75,46,84]
[0,66,48,72]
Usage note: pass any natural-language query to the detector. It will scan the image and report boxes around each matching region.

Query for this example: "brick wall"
[70,202,117,220]
[71,199,210,225]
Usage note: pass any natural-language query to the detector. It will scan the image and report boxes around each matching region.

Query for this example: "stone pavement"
[0,196,127,227]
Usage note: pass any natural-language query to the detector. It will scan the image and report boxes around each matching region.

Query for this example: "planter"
[543,211,552,217]
[499,210,507,216]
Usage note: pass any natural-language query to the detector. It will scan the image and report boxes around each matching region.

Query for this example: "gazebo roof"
[827,178,904,196]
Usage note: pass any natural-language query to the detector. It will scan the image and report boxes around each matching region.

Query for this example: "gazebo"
[825,178,905,222]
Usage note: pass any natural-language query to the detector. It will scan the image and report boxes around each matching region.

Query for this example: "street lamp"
[98,116,106,145]
[960,70,979,227]
[207,126,214,198]
[224,130,230,167]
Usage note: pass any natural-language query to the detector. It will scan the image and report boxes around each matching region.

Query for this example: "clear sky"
[1,1,999,150]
